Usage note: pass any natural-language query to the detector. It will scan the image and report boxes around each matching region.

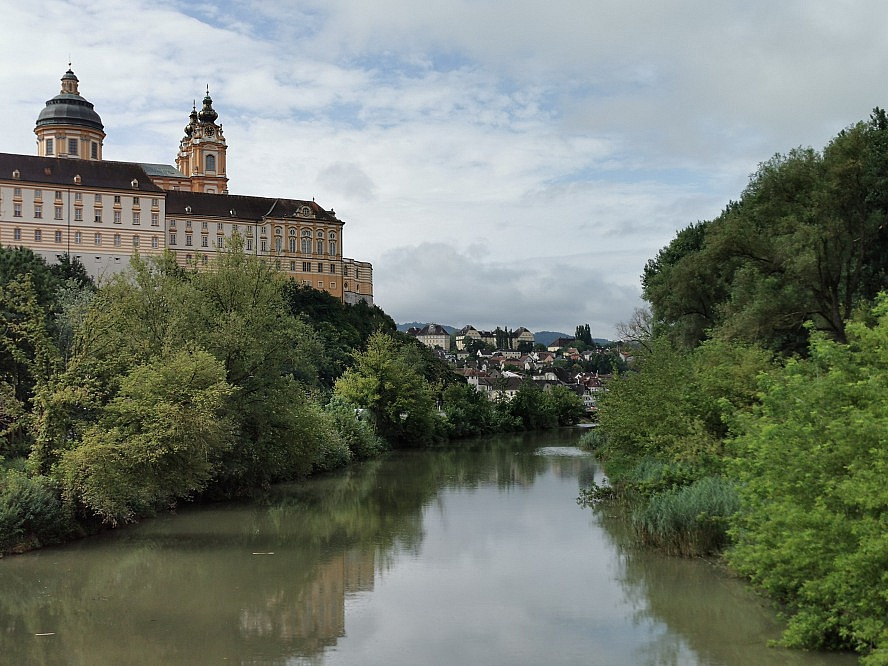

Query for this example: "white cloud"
[4,0,888,336]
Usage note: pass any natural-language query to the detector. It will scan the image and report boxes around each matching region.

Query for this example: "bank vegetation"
[1,240,583,555]
[583,110,888,665]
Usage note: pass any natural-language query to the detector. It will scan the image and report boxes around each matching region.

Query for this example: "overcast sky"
[3,1,887,337]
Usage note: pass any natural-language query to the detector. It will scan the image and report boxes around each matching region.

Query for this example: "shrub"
[633,475,739,556]
[0,469,70,552]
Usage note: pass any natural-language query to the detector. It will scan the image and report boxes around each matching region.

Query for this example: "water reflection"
[0,430,857,665]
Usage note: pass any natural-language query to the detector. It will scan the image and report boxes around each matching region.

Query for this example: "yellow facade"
[0,69,372,303]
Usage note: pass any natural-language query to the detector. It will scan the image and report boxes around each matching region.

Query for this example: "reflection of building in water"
[238,546,376,655]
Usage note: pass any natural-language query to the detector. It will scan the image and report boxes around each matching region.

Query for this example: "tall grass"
[633,475,739,557]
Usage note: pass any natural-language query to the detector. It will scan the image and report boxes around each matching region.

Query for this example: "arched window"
[317,238,324,255]
[301,229,312,254]
[275,236,282,252]
[205,154,216,172]
[289,238,296,253]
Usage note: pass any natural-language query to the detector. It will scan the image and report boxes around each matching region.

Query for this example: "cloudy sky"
[3,1,888,336]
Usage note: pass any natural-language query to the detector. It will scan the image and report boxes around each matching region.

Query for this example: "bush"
[0,469,70,552]
[325,397,387,461]
[633,475,739,556]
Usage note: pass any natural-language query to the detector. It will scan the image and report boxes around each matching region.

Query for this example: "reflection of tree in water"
[0,430,590,665]
[593,509,857,666]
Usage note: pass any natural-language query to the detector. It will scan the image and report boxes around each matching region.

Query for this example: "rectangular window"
[169,233,176,245]
[329,263,336,274]
[302,261,310,272]
[151,213,159,227]
[74,231,82,244]
[246,238,253,251]
[132,212,140,225]
[151,198,159,207]
[133,236,139,248]
[217,222,223,231]
[34,189,42,200]
[113,195,121,204]
[55,230,62,243]
[317,262,323,273]
[185,234,192,246]
[34,205,42,219]
[75,191,82,201]
[13,228,21,240]
[74,208,82,221]
[45,138,54,155]
[132,196,140,206]
[94,232,101,245]
[201,236,208,247]
[34,230,42,242]
[150,236,158,249]
[68,138,78,155]
[114,211,121,224]
[54,191,62,200]
[260,240,267,252]
[317,281,323,289]
[331,281,337,289]
[13,187,21,197]
[169,219,176,228]
[91,142,98,159]
[94,194,102,203]
[54,206,63,220]
[94,212,102,223]
[13,203,21,217]
[113,234,121,247]
[290,261,296,271]
[201,221,207,230]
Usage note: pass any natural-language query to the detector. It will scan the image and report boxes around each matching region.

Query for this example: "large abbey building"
[0,69,373,303]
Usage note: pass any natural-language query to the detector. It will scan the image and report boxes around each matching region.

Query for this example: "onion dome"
[184,103,198,136]
[35,68,104,131]
[197,88,218,123]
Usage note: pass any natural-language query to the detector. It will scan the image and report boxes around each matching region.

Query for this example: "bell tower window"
[206,154,216,172]
[68,138,78,155]
[46,138,54,155]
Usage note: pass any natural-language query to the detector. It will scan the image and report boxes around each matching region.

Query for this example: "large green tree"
[728,298,888,664]
[334,332,439,446]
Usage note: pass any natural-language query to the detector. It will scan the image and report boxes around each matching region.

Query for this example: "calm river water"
[0,429,858,665]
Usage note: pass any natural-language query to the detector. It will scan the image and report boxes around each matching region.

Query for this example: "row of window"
[10,204,160,226]
[7,227,159,248]
[44,137,99,160]
[11,190,158,206]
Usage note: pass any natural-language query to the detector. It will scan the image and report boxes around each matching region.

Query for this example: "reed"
[632,475,739,556]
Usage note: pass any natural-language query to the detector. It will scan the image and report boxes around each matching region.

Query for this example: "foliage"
[0,469,71,551]
[643,112,888,355]
[324,396,387,461]
[334,332,440,446]
[441,381,498,438]
[633,475,739,556]
[727,297,888,662]
[57,349,234,524]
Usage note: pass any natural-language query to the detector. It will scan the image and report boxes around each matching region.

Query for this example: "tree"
[57,349,234,524]
[728,298,888,663]
[334,332,438,446]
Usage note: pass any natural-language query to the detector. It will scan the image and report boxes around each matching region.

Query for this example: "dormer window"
[130,179,139,188]
[12,170,20,179]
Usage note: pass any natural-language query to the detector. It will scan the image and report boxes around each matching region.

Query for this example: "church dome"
[197,91,218,123]
[35,69,104,131]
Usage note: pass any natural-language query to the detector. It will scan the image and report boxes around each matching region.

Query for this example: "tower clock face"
[204,126,215,137]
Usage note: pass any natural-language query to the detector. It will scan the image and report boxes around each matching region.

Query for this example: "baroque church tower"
[175,89,229,194]
[34,67,105,160]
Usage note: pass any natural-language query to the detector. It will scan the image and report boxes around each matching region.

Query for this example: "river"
[0,429,858,665]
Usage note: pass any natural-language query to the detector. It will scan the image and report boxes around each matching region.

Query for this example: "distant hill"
[397,325,610,347]
[397,322,458,334]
